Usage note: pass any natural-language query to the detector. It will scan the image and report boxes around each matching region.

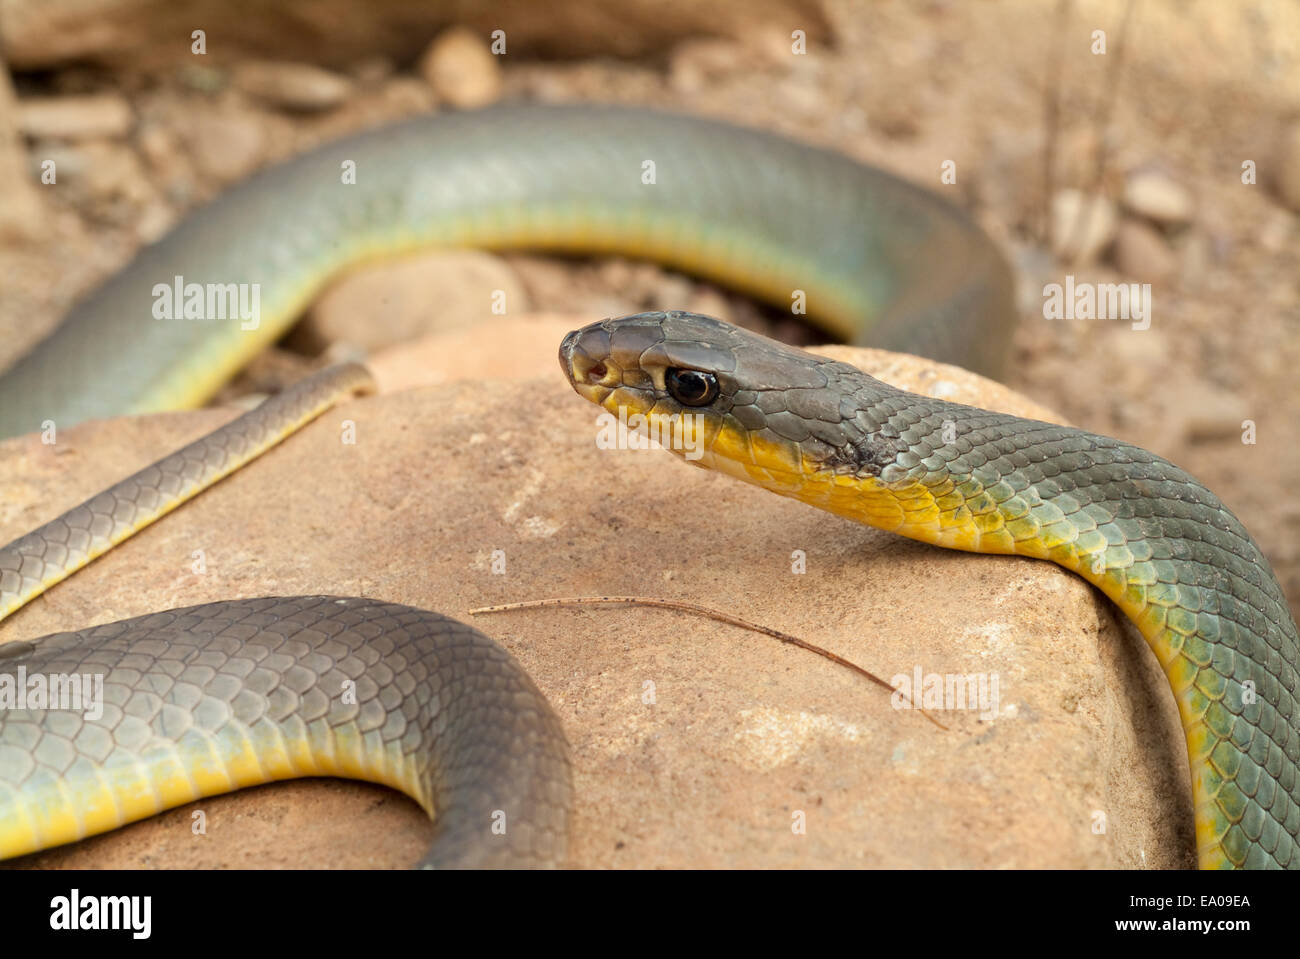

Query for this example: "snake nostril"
[586,361,607,382]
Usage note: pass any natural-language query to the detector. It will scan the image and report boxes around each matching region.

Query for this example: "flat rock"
[0,323,1193,869]
[16,93,134,140]
[232,60,355,113]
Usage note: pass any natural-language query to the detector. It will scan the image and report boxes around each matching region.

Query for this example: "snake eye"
[666,368,719,407]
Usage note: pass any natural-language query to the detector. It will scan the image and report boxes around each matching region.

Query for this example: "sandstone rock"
[1113,219,1177,283]
[16,92,134,140]
[367,315,591,392]
[0,327,1192,869]
[297,250,530,354]
[1051,189,1118,264]
[232,60,354,113]
[1123,170,1194,226]
[417,27,502,110]
[182,110,266,184]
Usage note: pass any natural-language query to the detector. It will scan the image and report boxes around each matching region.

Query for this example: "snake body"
[560,311,1300,869]
[0,104,1012,440]
[1,104,1292,868]
[0,596,571,867]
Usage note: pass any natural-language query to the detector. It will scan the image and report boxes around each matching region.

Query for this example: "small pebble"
[1113,218,1177,283]
[418,27,502,109]
[17,94,134,140]
[1123,169,1194,226]
[185,112,266,183]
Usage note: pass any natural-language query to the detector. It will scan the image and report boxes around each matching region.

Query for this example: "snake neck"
[678,374,1300,870]
[777,400,1300,869]
[561,313,1298,869]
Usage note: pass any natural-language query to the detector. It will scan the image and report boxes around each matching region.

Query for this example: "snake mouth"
[559,320,621,405]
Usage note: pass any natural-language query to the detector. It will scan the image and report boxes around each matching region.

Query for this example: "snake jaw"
[558,323,620,406]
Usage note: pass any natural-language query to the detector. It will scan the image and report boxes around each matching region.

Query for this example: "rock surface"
[0,321,1193,869]
[297,250,531,354]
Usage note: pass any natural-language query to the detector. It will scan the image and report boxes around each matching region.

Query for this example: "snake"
[0,104,1293,868]
[559,311,1300,869]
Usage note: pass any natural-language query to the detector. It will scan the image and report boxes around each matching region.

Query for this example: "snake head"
[559,311,905,500]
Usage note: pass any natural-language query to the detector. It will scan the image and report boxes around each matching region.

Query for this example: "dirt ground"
[0,0,1297,865]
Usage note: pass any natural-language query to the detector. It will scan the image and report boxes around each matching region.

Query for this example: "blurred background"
[0,0,1297,618]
